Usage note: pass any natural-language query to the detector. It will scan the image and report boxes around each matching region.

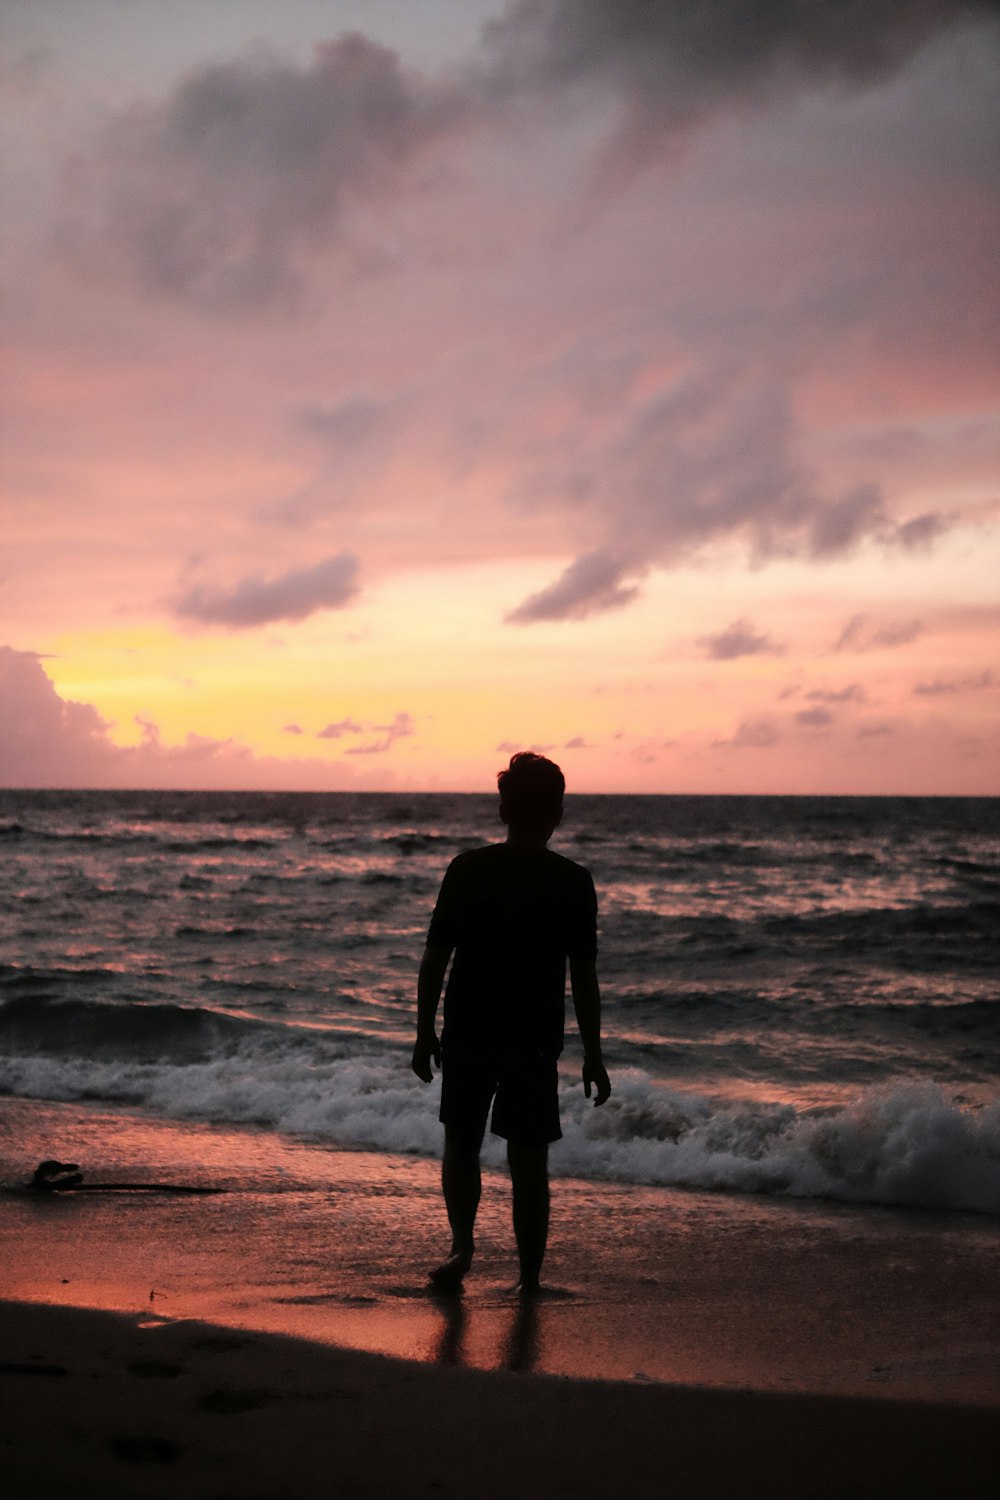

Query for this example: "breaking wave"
[1,1003,996,1216]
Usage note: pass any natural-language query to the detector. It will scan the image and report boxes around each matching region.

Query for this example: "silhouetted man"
[412,752,611,1294]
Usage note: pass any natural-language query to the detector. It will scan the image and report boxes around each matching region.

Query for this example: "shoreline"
[4,1297,1000,1500]
[3,1096,1000,1407]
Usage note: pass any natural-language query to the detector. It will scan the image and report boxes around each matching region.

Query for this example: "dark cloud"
[795,705,834,728]
[506,550,641,623]
[503,361,934,621]
[857,722,896,738]
[834,614,923,652]
[889,512,952,550]
[80,35,463,312]
[697,618,783,660]
[563,735,592,749]
[56,0,996,626]
[913,668,997,695]
[77,1,997,315]
[282,723,303,735]
[808,484,885,556]
[486,0,998,159]
[174,553,360,628]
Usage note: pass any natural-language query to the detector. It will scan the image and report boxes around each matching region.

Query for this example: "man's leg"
[430,1126,482,1290]
[507,1141,549,1293]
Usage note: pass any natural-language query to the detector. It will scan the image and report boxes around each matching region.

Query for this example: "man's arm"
[570,956,611,1105]
[411,941,451,1081]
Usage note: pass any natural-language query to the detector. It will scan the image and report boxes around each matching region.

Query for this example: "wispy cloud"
[834,614,923,653]
[506,551,641,623]
[805,683,867,704]
[317,718,365,739]
[712,716,782,749]
[697,618,784,660]
[913,668,997,696]
[344,710,415,755]
[795,705,834,728]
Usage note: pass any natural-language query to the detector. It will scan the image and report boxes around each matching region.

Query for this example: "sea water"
[2,789,997,1218]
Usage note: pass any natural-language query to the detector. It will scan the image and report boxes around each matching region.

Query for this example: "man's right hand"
[583,1056,611,1106]
[411,1033,441,1083]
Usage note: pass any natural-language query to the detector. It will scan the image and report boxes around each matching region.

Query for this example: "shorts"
[439,1044,562,1147]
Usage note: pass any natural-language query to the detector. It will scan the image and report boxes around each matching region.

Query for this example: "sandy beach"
[2,1297,997,1500]
[3,1097,999,1498]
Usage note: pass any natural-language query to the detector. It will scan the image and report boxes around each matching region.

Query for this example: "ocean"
[1,789,997,1218]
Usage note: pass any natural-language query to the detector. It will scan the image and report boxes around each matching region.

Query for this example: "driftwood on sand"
[26,1159,224,1195]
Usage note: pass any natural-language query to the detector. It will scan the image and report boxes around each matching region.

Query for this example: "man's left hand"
[583,1058,611,1106]
[411,1034,441,1082]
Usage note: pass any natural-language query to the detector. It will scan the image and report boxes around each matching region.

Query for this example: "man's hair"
[497,752,565,832]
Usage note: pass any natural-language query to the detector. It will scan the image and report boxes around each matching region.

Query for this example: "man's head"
[497,752,565,840]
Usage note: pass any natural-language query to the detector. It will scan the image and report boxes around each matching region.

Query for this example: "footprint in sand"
[188,1334,247,1352]
[109,1435,180,1464]
[127,1358,182,1378]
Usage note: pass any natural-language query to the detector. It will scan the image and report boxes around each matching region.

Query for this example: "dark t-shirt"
[426,842,598,1057]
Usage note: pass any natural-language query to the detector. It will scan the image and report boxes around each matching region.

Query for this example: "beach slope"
[2,1299,997,1500]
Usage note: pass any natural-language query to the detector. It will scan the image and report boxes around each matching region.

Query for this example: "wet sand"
[2,1098,999,1494]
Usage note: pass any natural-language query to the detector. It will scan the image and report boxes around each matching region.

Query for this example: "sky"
[2,0,998,794]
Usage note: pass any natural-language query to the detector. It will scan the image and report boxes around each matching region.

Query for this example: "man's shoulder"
[540,847,594,883]
[446,844,592,882]
[447,843,501,868]
[548,846,591,875]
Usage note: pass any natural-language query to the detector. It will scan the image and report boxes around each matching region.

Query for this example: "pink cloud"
[834,615,923,653]
[712,717,782,750]
[697,618,784,660]
[506,551,641,623]
[174,553,360,628]
[0,647,379,791]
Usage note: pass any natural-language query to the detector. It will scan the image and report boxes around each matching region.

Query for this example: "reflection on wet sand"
[429,1288,543,1374]
[500,1294,540,1373]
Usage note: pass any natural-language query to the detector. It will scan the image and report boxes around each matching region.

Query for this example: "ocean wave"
[383,832,460,853]
[0,964,120,994]
[163,836,280,852]
[0,994,262,1060]
[173,925,258,940]
[618,901,1000,968]
[1,1024,996,1215]
[767,899,1000,941]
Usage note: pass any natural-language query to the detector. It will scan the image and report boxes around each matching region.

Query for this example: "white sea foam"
[2,1043,997,1216]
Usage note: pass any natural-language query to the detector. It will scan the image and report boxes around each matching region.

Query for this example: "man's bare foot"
[515,1275,542,1297]
[428,1248,473,1293]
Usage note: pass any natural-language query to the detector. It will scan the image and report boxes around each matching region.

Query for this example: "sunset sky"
[2,0,998,794]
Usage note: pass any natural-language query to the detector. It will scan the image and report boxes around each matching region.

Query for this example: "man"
[411,752,611,1294]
